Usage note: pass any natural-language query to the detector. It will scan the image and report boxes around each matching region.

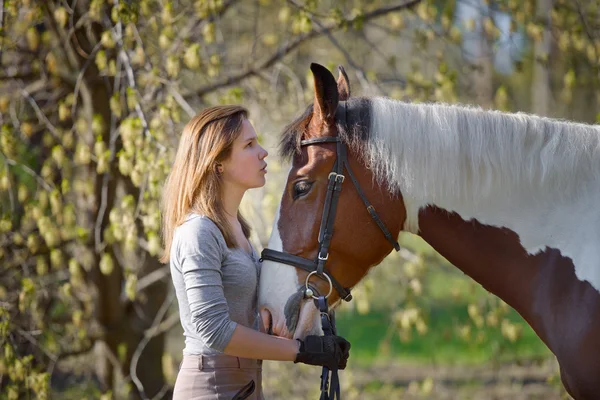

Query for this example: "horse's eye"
[293,181,313,199]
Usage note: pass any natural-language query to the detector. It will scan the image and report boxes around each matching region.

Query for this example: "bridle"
[259,101,400,400]
[261,101,400,303]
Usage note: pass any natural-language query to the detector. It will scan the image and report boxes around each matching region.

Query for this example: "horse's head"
[258,63,405,339]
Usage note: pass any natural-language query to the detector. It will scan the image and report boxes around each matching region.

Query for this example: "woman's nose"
[260,146,268,159]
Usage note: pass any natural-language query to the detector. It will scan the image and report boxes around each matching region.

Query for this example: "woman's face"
[221,119,269,190]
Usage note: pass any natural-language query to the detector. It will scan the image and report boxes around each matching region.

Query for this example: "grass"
[334,303,551,367]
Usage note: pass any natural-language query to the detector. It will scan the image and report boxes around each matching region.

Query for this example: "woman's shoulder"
[178,212,215,228]
[177,213,223,238]
[174,213,226,255]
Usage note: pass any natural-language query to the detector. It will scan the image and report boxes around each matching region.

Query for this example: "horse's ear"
[310,63,339,127]
[337,66,351,101]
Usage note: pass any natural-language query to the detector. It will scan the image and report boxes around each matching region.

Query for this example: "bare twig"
[136,265,170,292]
[20,87,61,140]
[94,24,124,253]
[15,327,58,363]
[56,339,98,359]
[152,312,180,338]
[168,86,196,118]
[43,2,96,136]
[130,292,175,400]
[270,63,304,109]
[1,152,54,192]
[41,2,80,70]
[71,40,104,118]
[133,170,148,220]
[574,0,599,71]
[2,157,15,214]
[119,48,166,151]
[250,0,260,62]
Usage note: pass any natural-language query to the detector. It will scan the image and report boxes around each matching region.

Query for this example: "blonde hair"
[160,105,251,263]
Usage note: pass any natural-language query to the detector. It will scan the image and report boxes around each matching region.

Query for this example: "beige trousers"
[173,354,263,400]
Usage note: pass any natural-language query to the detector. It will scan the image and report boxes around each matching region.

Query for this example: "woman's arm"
[179,218,300,360]
[225,325,352,370]
[223,324,300,361]
[181,238,238,352]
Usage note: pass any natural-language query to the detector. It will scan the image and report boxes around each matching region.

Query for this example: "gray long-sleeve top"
[170,213,261,355]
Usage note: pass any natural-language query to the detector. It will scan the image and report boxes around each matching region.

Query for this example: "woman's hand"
[294,335,351,370]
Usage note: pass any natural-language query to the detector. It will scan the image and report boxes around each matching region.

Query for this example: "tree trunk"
[67,3,169,395]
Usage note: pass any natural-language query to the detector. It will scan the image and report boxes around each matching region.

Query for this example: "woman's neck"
[222,184,245,225]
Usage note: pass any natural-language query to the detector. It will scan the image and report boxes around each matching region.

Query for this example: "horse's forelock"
[278,98,372,162]
[279,104,314,161]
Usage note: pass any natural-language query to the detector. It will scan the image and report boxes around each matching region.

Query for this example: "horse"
[257,62,600,399]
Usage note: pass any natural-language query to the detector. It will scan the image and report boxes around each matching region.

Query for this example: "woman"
[160,105,350,400]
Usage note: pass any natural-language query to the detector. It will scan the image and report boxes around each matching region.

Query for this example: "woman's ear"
[216,163,224,174]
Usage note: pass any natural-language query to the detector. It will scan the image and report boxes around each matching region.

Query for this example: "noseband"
[260,102,400,303]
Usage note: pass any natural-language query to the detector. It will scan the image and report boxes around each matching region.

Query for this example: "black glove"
[294,335,351,370]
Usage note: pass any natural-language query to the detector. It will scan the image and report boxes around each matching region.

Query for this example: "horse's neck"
[416,205,541,318]
[410,181,600,296]
[416,205,600,375]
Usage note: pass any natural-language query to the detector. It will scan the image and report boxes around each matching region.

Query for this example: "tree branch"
[1,151,55,192]
[167,0,239,55]
[0,70,36,81]
[41,2,81,71]
[57,339,99,359]
[180,0,423,99]
[287,0,382,95]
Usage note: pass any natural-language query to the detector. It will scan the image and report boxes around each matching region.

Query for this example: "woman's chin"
[249,178,266,189]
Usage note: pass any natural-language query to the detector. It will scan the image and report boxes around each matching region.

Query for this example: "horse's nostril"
[260,307,273,335]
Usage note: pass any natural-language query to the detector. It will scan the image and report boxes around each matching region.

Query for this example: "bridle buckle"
[327,172,345,183]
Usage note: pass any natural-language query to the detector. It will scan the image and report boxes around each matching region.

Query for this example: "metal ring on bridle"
[305,271,333,300]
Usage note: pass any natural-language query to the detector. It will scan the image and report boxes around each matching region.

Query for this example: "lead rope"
[318,296,341,400]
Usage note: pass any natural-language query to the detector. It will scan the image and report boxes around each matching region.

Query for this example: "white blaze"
[258,202,301,336]
[258,199,323,338]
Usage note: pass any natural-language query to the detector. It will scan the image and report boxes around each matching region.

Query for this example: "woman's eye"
[246,141,253,148]
[293,181,313,199]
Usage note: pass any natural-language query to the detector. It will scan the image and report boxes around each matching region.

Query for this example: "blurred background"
[1,0,596,398]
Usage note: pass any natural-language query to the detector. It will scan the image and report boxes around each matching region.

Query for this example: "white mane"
[367,97,600,291]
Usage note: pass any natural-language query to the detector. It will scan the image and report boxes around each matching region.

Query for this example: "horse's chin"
[266,301,323,340]
[292,301,322,340]
[269,316,291,339]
